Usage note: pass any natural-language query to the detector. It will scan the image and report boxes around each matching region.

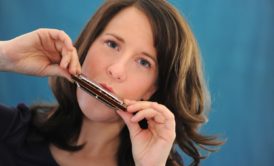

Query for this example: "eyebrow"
[142,52,157,64]
[105,33,158,63]
[105,33,125,43]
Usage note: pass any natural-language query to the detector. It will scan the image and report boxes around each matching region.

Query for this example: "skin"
[77,6,158,123]
[0,7,176,166]
[0,29,81,80]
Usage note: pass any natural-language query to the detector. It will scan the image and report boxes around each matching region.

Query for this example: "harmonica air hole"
[72,74,127,111]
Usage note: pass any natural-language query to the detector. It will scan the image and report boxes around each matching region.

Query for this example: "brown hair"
[31,0,223,165]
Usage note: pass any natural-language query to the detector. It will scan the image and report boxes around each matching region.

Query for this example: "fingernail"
[126,105,133,111]
[124,99,130,103]
[77,67,82,75]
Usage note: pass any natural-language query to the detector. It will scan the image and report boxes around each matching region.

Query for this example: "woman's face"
[77,7,158,123]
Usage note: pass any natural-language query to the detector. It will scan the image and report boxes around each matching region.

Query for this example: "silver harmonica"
[72,74,127,111]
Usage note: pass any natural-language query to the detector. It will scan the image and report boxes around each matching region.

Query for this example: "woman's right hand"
[0,28,81,81]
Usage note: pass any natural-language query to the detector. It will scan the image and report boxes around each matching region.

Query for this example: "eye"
[105,40,119,51]
[137,58,151,68]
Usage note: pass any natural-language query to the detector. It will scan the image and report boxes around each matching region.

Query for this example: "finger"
[45,65,72,82]
[55,39,81,75]
[126,101,154,113]
[150,103,175,121]
[47,40,65,63]
[124,99,137,105]
[75,48,82,74]
[128,101,173,119]
[68,48,81,75]
[131,108,166,124]
[47,29,74,51]
[116,110,142,135]
[129,102,176,126]
[54,40,63,52]
[60,49,71,69]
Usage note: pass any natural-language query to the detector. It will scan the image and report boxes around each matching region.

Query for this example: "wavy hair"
[30,0,223,165]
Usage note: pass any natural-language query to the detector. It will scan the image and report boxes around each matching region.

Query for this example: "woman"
[0,0,222,165]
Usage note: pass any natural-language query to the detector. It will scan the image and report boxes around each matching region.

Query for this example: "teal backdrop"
[0,0,273,165]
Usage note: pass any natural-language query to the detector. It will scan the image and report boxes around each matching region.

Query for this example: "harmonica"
[71,74,127,111]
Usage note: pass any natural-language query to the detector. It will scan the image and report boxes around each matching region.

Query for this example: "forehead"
[101,7,156,57]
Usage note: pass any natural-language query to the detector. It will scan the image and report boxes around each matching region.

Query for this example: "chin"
[77,90,121,122]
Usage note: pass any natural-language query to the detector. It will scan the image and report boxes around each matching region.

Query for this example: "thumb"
[117,110,142,137]
[45,65,72,82]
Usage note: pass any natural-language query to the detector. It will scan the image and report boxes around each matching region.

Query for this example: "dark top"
[0,103,59,166]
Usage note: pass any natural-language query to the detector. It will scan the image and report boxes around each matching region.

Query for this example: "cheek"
[123,75,156,100]
[76,88,91,111]
[115,63,157,100]
[81,50,105,76]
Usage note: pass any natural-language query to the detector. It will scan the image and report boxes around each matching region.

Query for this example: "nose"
[107,59,127,81]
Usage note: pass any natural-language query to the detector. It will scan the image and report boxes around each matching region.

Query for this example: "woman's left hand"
[117,100,176,166]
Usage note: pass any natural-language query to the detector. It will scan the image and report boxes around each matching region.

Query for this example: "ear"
[142,84,157,101]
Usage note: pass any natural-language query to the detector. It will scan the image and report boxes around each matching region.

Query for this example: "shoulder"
[0,104,59,166]
[0,103,32,143]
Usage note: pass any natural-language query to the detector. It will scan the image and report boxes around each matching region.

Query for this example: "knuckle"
[151,102,158,107]
[59,30,65,34]
[36,28,46,32]
[160,104,167,110]
[71,47,76,52]
[171,132,176,140]
[168,112,175,121]
[36,28,42,33]
[170,112,175,119]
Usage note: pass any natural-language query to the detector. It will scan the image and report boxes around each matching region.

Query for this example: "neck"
[75,117,125,157]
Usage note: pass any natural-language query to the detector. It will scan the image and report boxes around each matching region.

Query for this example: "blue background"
[0,0,273,165]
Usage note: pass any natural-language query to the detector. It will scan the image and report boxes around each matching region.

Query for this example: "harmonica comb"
[71,74,127,111]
